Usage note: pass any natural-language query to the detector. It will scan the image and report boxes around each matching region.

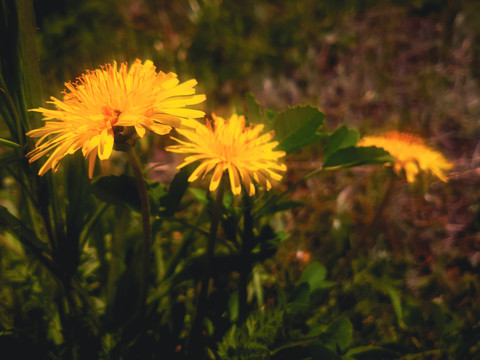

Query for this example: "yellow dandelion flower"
[166,114,287,196]
[26,59,206,178]
[357,131,453,183]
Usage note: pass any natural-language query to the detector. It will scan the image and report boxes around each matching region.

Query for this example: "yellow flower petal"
[26,59,205,177]
[209,163,225,192]
[166,113,287,196]
[98,129,114,160]
[358,131,453,183]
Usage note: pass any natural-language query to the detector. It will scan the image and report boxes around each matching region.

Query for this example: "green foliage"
[323,146,394,169]
[217,262,395,360]
[323,126,360,161]
[270,105,325,154]
[2,1,479,359]
[243,96,326,154]
[323,126,394,168]
[299,261,331,292]
[217,309,284,359]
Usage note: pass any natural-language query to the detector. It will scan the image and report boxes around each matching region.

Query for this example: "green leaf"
[272,105,325,154]
[0,205,47,252]
[288,282,310,315]
[228,291,239,323]
[245,92,265,125]
[0,0,42,141]
[261,199,304,215]
[309,342,342,360]
[0,205,58,276]
[63,156,91,274]
[0,149,20,167]
[159,163,195,216]
[318,316,353,351]
[91,175,140,210]
[323,146,394,169]
[15,0,43,128]
[189,188,207,204]
[387,287,403,322]
[252,266,264,308]
[345,346,399,360]
[0,137,20,150]
[147,180,168,215]
[79,203,109,248]
[0,78,21,142]
[323,125,359,161]
[299,261,327,293]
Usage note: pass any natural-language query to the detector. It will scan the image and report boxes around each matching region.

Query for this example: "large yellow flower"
[357,131,453,183]
[27,59,205,178]
[166,114,287,196]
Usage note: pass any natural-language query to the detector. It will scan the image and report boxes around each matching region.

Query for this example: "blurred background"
[25,0,480,356]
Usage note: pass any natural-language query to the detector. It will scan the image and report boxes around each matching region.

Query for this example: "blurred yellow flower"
[27,59,205,177]
[357,131,453,183]
[166,114,287,195]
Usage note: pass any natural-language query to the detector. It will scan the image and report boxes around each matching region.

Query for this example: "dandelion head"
[26,59,206,178]
[166,113,287,196]
[357,131,453,183]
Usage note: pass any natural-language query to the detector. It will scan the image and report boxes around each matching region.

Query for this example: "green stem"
[127,149,151,313]
[189,177,225,355]
[238,192,253,323]
[107,205,128,307]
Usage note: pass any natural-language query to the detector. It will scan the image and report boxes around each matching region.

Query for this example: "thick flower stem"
[127,149,151,313]
[238,193,253,323]
[189,178,224,355]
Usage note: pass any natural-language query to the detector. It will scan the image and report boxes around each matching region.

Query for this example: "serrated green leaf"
[245,92,265,125]
[265,109,275,122]
[323,125,359,161]
[272,105,325,154]
[323,146,394,169]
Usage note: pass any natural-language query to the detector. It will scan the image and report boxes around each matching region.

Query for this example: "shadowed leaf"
[272,105,325,154]
[323,146,394,168]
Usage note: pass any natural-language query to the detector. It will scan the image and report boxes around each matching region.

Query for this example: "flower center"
[113,126,139,152]
[102,106,121,129]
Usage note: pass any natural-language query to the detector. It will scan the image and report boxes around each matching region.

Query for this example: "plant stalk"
[238,192,253,323]
[127,149,151,313]
[189,177,224,355]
